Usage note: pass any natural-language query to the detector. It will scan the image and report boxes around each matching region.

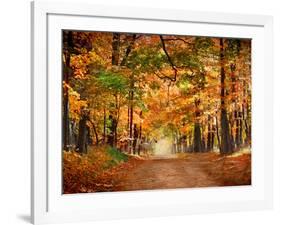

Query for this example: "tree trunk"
[242,78,251,146]
[237,110,243,146]
[193,123,202,152]
[211,124,215,150]
[230,63,242,149]
[234,110,242,147]
[182,135,187,152]
[193,98,202,152]
[138,111,143,155]
[107,114,117,147]
[114,94,119,147]
[77,111,89,154]
[201,125,206,152]
[112,33,120,65]
[177,132,182,153]
[215,115,221,152]
[110,33,120,148]
[91,120,99,145]
[188,132,192,152]
[129,74,134,154]
[120,34,137,66]
[62,31,73,151]
[243,103,251,145]
[219,38,233,154]
[69,121,77,149]
[207,115,213,151]
[133,124,138,154]
[103,107,106,144]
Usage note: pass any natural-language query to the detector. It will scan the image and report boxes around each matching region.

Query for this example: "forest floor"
[63,148,251,194]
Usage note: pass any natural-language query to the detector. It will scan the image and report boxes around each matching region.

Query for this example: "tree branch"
[161,37,191,45]
[153,71,176,82]
[159,35,177,82]
[120,34,137,66]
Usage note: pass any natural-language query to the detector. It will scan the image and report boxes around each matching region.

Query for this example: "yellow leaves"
[67,85,88,121]
[70,50,107,79]
[88,51,107,66]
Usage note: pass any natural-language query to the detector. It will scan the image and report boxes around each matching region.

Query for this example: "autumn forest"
[63,31,251,194]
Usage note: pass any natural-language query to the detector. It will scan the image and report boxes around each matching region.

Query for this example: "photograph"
[62,30,252,194]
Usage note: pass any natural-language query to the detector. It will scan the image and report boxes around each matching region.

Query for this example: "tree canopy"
[62,31,251,155]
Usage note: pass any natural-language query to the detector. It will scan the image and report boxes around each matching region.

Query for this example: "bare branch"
[161,37,191,45]
[159,35,177,82]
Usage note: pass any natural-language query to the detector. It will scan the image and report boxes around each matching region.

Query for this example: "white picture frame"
[31,1,273,224]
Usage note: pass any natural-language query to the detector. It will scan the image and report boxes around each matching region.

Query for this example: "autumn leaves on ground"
[62,31,251,194]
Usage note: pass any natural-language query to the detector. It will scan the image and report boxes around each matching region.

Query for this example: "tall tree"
[193,98,202,152]
[62,31,73,151]
[219,38,233,154]
[77,109,89,154]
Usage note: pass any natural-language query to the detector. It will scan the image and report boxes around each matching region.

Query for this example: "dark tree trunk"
[103,107,106,144]
[120,34,137,66]
[207,115,213,151]
[182,135,188,152]
[114,94,119,147]
[107,114,117,147]
[77,111,89,154]
[220,110,233,154]
[133,124,138,154]
[201,126,206,152]
[126,103,130,152]
[112,33,120,65]
[237,110,243,146]
[219,38,233,154]
[129,74,134,153]
[230,63,241,149]
[138,111,143,155]
[62,31,73,151]
[193,99,202,152]
[110,33,121,148]
[188,132,193,152]
[193,123,202,152]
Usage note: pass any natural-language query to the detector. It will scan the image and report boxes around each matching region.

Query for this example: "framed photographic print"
[31,1,273,224]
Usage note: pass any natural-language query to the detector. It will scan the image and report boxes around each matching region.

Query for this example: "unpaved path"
[116,155,222,191]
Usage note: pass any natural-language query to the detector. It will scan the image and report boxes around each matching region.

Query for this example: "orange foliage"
[63,147,139,193]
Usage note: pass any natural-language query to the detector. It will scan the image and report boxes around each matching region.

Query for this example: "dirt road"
[116,155,224,191]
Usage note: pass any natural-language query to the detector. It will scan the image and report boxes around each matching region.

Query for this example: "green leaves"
[126,46,166,72]
[96,71,129,93]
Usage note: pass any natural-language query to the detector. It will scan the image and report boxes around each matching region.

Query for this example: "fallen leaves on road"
[178,151,251,186]
[64,149,251,194]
